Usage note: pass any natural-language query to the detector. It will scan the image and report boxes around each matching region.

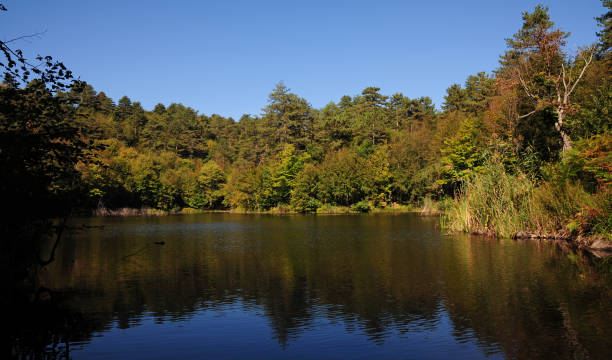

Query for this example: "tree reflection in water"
[7,214,612,359]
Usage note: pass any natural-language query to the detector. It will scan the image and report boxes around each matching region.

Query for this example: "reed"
[93,207,168,216]
[316,204,352,214]
[442,162,599,238]
[420,196,440,216]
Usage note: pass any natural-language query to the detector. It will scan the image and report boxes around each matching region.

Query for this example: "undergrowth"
[443,160,610,239]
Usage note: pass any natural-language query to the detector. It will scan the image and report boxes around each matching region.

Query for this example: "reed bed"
[442,162,600,238]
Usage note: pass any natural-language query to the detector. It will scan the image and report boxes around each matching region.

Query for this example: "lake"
[15,213,612,359]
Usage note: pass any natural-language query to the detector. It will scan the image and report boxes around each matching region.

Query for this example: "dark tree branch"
[38,212,70,267]
[3,30,47,44]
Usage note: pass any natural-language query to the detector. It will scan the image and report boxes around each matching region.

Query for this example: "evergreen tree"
[596,0,612,54]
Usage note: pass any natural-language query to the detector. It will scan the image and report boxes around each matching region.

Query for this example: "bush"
[351,201,371,213]
[548,133,612,192]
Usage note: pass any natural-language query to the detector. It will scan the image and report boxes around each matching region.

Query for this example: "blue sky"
[0,0,605,120]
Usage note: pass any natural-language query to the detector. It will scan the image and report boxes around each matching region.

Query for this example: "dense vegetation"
[2,5,610,357]
[2,3,611,241]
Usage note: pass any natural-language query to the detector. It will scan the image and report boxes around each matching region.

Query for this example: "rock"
[589,239,612,252]
[589,249,612,259]
[514,231,529,239]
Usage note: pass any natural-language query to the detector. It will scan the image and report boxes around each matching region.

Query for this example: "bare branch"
[561,62,568,94]
[566,49,594,98]
[3,30,47,44]
[555,72,562,104]
[38,213,70,267]
[518,109,538,119]
[517,70,537,100]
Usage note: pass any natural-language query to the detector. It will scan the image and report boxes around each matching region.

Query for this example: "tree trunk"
[559,128,572,152]
[555,110,572,152]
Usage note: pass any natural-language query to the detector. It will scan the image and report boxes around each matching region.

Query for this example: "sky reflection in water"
[36,213,612,359]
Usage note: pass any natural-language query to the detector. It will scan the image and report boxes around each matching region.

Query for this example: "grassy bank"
[442,161,611,241]
[92,203,418,217]
[94,207,170,216]
[227,203,417,215]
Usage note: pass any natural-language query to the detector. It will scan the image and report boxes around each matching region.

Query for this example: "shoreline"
[90,205,421,217]
[86,206,611,257]
[468,229,612,258]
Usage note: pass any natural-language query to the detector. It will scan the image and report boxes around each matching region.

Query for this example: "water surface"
[23,214,612,358]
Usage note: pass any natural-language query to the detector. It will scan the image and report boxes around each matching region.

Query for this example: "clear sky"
[0,0,605,120]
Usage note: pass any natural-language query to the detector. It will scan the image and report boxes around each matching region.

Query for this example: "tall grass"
[420,196,453,215]
[442,162,596,238]
[94,206,168,216]
[420,196,438,215]
[371,203,415,213]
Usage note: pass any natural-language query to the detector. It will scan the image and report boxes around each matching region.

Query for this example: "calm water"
[17,213,612,359]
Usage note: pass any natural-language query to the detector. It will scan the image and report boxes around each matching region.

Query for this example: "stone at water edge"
[589,239,612,252]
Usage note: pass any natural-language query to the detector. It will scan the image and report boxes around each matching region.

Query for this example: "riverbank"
[510,231,612,258]
[91,203,418,217]
[91,202,611,256]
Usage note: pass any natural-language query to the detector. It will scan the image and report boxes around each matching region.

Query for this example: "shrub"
[351,201,371,213]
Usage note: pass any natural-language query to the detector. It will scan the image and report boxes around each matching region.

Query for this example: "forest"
[1,3,611,241]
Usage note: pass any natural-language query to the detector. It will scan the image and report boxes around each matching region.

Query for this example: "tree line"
[2,4,610,354]
[1,3,611,228]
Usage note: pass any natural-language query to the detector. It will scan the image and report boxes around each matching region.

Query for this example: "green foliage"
[501,5,562,65]
[63,33,608,241]
[438,117,486,193]
[224,164,258,211]
[443,161,536,237]
[141,103,209,157]
[548,133,612,192]
[442,73,495,115]
[362,147,393,206]
[317,148,366,206]
[262,82,314,148]
[443,160,607,238]
[596,0,612,54]
[516,108,563,163]
[129,164,177,210]
[351,200,371,213]
[185,161,226,209]
[225,144,308,211]
[0,80,93,219]
[0,16,97,301]
[3,3,603,239]
[542,134,612,237]
[290,164,320,212]
[566,60,612,139]
[591,191,612,237]
[566,220,580,233]
[270,144,306,204]
[67,79,458,212]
